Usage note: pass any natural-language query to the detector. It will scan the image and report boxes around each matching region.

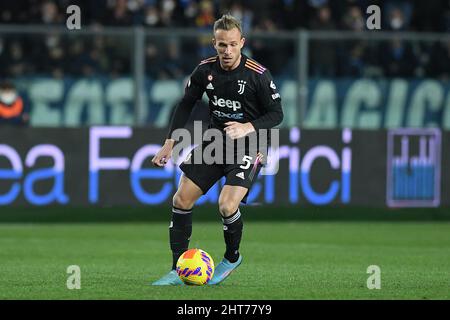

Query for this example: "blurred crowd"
[0,0,449,80]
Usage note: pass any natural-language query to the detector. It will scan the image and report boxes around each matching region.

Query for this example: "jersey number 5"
[239,155,253,170]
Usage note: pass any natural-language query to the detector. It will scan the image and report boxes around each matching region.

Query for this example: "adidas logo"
[236,172,245,180]
[206,83,214,90]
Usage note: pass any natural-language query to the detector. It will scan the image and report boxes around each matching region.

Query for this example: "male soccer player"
[151,14,283,285]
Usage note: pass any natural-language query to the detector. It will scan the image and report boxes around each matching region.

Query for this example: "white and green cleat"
[208,255,243,285]
[152,270,184,286]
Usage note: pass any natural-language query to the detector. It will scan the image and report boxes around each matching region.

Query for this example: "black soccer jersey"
[167,54,283,137]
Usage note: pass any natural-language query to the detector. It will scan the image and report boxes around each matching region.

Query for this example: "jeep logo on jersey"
[237,80,246,94]
[211,95,242,111]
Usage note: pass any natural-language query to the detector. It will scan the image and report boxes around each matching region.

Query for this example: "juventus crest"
[237,80,246,95]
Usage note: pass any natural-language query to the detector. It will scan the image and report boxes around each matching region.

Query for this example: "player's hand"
[224,122,255,140]
[152,139,175,167]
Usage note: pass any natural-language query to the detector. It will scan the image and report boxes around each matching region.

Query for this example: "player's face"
[213,28,245,71]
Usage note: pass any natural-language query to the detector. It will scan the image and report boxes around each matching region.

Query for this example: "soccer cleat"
[208,255,242,285]
[152,270,184,286]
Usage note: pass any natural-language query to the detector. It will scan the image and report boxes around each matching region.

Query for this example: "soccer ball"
[176,248,214,285]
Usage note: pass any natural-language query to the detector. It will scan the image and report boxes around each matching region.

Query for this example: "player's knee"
[218,200,239,217]
[172,192,194,210]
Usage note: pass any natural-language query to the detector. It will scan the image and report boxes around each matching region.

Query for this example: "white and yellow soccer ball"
[176,248,214,285]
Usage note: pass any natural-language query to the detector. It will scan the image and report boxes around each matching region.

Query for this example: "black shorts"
[179,139,265,203]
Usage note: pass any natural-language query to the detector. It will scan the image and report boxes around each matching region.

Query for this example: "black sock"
[169,207,192,270]
[222,209,243,263]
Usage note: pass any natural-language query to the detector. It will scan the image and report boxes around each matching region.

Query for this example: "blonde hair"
[213,14,243,37]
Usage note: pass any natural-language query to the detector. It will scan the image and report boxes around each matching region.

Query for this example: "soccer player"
[151,14,283,285]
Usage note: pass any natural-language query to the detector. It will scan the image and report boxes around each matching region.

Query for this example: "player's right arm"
[152,66,205,167]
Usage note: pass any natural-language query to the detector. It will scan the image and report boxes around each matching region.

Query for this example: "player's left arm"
[250,70,283,130]
[224,70,283,139]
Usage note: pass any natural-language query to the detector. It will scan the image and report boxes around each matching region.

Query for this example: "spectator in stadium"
[143,5,163,27]
[309,5,337,77]
[46,45,65,78]
[0,0,449,79]
[340,4,365,31]
[227,1,253,35]
[380,38,418,77]
[145,42,164,79]
[250,15,289,75]
[105,0,133,26]
[195,0,217,58]
[159,0,181,27]
[383,0,413,31]
[274,0,309,30]
[68,40,98,76]
[338,4,368,76]
[341,41,367,77]
[426,40,450,81]
[0,81,28,125]
[160,38,185,79]
[181,0,200,27]
[40,0,63,25]
[195,0,216,29]
[4,41,29,78]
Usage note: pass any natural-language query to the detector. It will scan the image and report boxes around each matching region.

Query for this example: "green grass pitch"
[1,207,449,300]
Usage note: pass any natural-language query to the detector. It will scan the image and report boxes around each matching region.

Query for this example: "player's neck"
[220,54,242,72]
